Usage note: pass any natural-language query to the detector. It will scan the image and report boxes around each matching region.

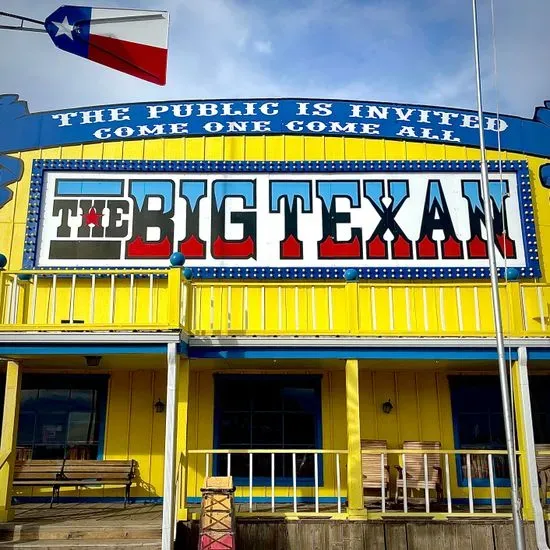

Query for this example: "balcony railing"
[0,268,548,337]
[185,447,516,518]
[188,280,550,337]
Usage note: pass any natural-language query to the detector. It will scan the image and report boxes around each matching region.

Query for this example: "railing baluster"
[456,287,463,331]
[537,285,546,331]
[210,286,215,331]
[227,285,232,331]
[294,287,299,331]
[422,287,429,331]
[260,286,265,331]
[109,274,115,324]
[69,273,76,323]
[314,453,319,513]
[488,454,496,514]
[466,453,474,513]
[148,274,154,324]
[370,286,377,330]
[249,453,253,513]
[5,280,12,324]
[520,286,527,332]
[129,273,135,323]
[50,275,57,324]
[402,453,408,513]
[205,454,210,478]
[30,274,38,324]
[405,287,411,331]
[381,453,386,513]
[445,453,452,514]
[10,276,18,324]
[244,286,249,330]
[311,286,317,331]
[271,453,275,513]
[388,286,394,331]
[181,281,187,328]
[423,452,429,513]
[328,286,334,331]
[336,453,341,514]
[90,274,96,324]
[439,287,446,332]
[278,286,282,331]
[226,453,231,477]
[292,453,297,513]
[473,286,481,331]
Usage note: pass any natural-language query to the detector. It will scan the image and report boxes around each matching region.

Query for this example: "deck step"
[0,525,161,543]
[0,539,161,549]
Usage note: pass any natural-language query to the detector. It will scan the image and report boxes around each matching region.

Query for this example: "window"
[213,375,322,486]
[16,375,108,460]
[449,376,508,486]
[449,375,550,486]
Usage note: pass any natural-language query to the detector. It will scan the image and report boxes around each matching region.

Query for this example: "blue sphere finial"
[183,267,193,280]
[506,267,520,281]
[344,268,359,281]
[0,254,7,269]
[169,252,185,267]
[18,273,32,281]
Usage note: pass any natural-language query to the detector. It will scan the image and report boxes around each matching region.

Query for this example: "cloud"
[0,0,548,118]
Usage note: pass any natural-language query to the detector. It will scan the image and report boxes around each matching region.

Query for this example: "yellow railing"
[0,269,548,338]
[0,268,184,331]
[187,280,550,337]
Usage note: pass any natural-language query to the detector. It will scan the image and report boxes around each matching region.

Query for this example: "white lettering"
[360,123,380,135]
[227,121,248,132]
[252,121,271,131]
[260,102,279,116]
[394,108,415,121]
[366,106,389,120]
[462,114,479,129]
[108,107,130,122]
[349,105,363,118]
[442,130,460,142]
[198,103,219,116]
[286,120,303,131]
[420,127,440,140]
[137,124,165,137]
[432,111,459,126]
[296,102,310,115]
[312,102,332,116]
[397,126,417,138]
[52,112,79,127]
[147,105,169,119]
[485,117,508,132]
[307,121,326,132]
[93,127,111,139]
[329,122,357,134]
[204,121,223,132]
[417,110,431,124]
[114,126,134,138]
[169,123,189,135]
[172,104,193,117]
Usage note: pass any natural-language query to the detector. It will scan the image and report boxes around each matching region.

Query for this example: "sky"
[0,0,549,118]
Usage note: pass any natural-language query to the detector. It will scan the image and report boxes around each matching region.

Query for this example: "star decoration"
[84,207,102,227]
[53,17,75,39]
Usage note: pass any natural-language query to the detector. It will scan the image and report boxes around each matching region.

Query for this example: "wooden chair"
[394,441,443,504]
[361,439,390,501]
[535,444,550,506]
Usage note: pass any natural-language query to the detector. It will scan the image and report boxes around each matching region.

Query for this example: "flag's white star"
[53,17,75,39]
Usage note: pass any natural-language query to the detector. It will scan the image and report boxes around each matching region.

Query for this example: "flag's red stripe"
[87,34,167,85]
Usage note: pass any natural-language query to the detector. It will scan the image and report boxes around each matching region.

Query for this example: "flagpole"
[471,0,525,548]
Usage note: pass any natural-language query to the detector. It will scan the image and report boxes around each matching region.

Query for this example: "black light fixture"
[154,398,165,413]
[382,399,393,414]
[84,355,102,368]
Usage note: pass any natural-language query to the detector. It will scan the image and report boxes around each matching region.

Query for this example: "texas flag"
[44,5,169,85]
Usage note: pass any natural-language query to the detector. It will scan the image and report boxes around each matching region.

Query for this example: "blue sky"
[0,0,548,117]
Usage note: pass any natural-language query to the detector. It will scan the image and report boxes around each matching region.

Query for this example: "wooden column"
[176,358,190,521]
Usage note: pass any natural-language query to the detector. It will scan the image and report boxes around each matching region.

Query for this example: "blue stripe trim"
[56,180,123,196]
[527,349,550,360]
[0,344,167,356]
[12,496,163,505]
[190,347,518,361]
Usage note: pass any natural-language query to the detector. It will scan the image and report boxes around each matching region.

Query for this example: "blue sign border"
[25,159,539,280]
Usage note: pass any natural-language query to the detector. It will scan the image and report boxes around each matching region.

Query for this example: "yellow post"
[510,355,534,521]
[505,281,523,337]
[345,358,367,518]
[176,358,190,521]
[346,282,359,334]
[0,360,21,522]
[168,267,182,328]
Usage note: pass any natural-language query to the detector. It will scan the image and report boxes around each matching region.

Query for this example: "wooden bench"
[14,459,137,507]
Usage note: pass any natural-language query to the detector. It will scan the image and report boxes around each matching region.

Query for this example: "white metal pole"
[162,342,179,550]
[471,1,525,548]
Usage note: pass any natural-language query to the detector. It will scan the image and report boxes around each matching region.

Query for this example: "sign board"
[26,160,538,279]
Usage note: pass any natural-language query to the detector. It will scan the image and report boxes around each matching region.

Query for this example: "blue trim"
[3,96,550,158]
[213,374,324,486]
[12,496,163,505]
[186,496,345,505]
[190,347,518,361]
[23,159,539,280]
[0,344,167,356]
[528,349,550,360]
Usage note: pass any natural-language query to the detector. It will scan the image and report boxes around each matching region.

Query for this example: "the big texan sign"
[26,160,537,279]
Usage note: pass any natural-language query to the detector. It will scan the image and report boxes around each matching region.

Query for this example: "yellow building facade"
[0,96,549,546]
